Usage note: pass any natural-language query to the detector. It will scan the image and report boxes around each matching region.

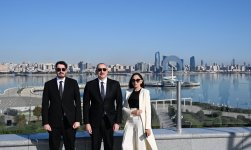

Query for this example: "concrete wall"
[0,127,251,150]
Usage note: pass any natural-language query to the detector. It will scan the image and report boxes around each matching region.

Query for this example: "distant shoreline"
[1,86,250,111]
[0,71,251,75]
[1,73,251,110]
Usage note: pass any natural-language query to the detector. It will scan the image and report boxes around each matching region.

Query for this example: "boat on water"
[162,76,177,87]
[161,67,200,87]
[162,77,200,87]
[14,72,30,76]
[162,65,178,87]
[181,81,200,87]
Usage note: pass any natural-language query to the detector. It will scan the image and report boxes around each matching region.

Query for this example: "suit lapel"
[105,78,112,101]
[62,77,69,99]
[126,89,133,101]
[52,78,61,99]
[139,88,144,110]
[94,78,103,101]
[54,77,68,100]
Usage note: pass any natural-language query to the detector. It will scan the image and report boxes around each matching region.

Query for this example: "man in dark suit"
[42,61,82,150]
[83,63,122,150]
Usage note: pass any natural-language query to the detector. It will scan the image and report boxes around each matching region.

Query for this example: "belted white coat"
[123,88,158,150]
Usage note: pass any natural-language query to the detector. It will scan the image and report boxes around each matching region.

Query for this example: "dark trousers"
[49,117,76,150]
[91,116,113,150]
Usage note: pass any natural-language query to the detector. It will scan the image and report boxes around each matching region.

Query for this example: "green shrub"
[168,105,176,117]
[211,111,222,117]
[196,110,205,122]
[212,117,222,127]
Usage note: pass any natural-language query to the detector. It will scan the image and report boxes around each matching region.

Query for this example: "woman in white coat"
[122,73,158,150]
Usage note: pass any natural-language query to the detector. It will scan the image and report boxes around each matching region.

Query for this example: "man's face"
[56,64,67,79]
[96,64,108,80]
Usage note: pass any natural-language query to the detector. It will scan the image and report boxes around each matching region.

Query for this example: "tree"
[0,115,5,126]
[196,110,205,122]
[15,114,26,127]
[33,106,42,121]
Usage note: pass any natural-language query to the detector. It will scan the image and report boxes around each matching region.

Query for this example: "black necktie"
[101,82,105,100]
[59,81,63,99]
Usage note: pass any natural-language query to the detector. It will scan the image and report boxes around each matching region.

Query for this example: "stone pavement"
[0,87,41,112]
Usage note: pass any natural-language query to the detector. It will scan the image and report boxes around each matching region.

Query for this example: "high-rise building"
[232,58,236,66]
[190,56,196,71]
[78,61,85,72]
[154,51,161,73]
[180,59,184,70]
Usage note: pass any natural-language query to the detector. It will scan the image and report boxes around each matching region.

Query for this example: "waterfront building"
[84,63,94,72]
[0,64,9,73]
[69,64,80,72]
[135,62,150,72]
[196,65,205,71]
[210,64,220,72]
[227,65,246,72]
[110,64,126,73]
[124,65,135,73]
[183,64,189,72]
[40,63,54,72]
[107,64,134,73]
[13,65,23,73]
[241,65,246,71]
[161,55,183,72]
[78,61,94,73]
[5,63,15,72]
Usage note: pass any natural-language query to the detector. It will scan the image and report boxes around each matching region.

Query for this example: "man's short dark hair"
[55,61,68,69]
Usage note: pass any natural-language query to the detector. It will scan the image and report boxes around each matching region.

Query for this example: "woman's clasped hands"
[132,109,142,116]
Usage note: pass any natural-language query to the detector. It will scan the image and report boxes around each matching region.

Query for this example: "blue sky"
[0,0,250,65]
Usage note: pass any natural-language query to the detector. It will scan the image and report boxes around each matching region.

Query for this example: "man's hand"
[85,123,92,134]
[113,123,120,131]
[73,122,80,129]
[43,124,52,131]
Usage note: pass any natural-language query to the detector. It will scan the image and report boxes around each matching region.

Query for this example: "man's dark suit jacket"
[42,77,82,127]
[83,78,122,127]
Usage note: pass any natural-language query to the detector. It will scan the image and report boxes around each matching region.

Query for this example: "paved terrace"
[0,127,251,150]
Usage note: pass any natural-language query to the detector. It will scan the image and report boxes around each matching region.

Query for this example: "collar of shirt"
[57,77,65,83]
[57,77,66,88]
[98,77,107,85]
[99,78,107,93]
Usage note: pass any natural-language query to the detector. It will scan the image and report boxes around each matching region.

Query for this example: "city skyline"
[1,0,251,65]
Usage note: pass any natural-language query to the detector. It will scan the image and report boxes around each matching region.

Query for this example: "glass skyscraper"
[190,56,196,71]
[154,51,161,73]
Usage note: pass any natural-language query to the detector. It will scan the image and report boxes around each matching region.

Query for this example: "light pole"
[176,81,182,134]
[0,100,1,114]
[28,91,31,124]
